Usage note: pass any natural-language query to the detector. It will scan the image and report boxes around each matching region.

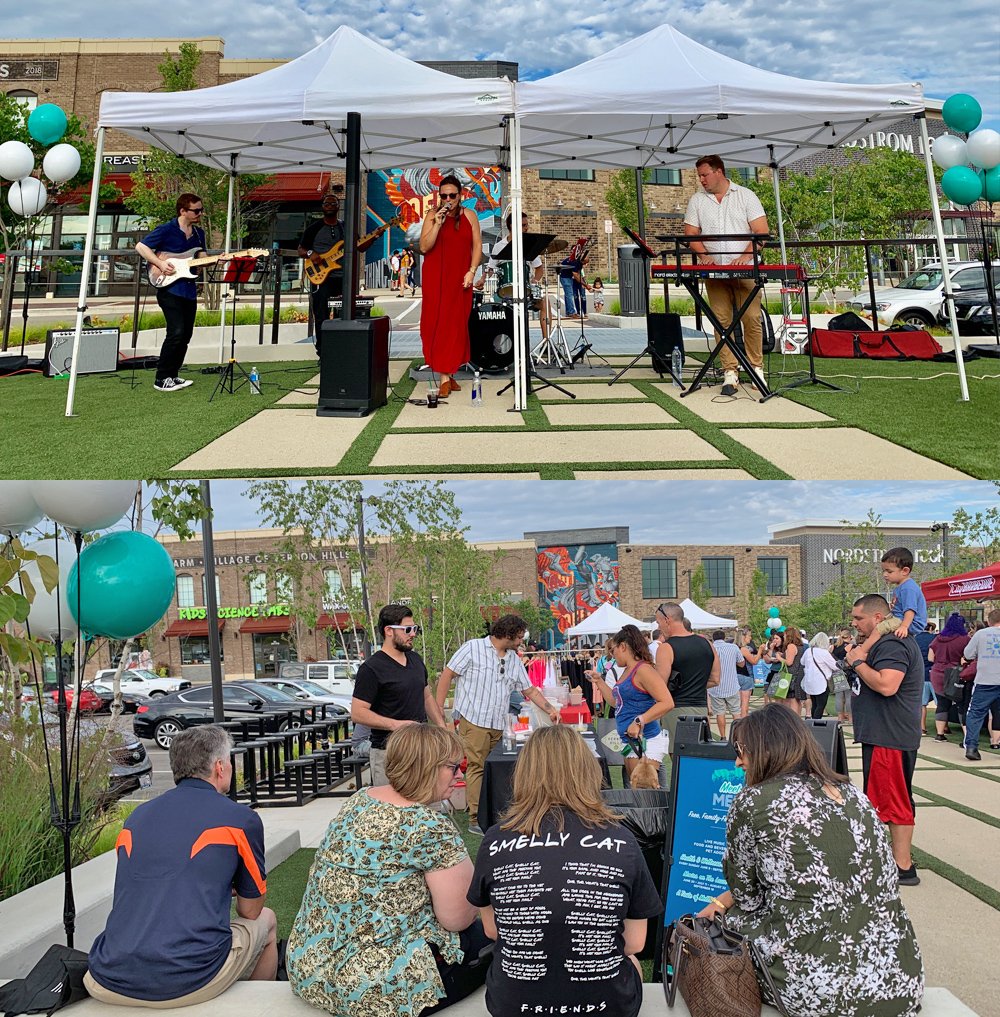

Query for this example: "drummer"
[481,211,551,341]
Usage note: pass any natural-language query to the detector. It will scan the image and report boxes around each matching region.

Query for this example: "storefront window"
[253,634,294,677]
[180,636,222,665]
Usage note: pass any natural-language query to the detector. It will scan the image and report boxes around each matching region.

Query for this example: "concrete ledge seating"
[0,983,978,1016]
[0,828,301,981]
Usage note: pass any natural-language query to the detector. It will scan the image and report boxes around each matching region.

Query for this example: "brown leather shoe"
[437,381,450,399]
[449,379,462,391]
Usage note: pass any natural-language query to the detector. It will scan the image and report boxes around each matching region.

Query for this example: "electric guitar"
[303,214,403,286]
[148,248,268,289]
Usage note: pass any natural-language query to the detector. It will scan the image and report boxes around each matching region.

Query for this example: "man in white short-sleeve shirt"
[436,614,559,834]
[683,154,769,397]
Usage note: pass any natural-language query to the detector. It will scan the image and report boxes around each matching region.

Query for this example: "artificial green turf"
[911,846,1000,913]
[263,847,316,939]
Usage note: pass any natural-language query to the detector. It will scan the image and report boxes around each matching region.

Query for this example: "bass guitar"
[148,248,269,289]
[304,214,403,286]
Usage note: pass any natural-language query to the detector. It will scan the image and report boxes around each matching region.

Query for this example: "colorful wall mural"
[365,166,503,263]
[537,542,620,647]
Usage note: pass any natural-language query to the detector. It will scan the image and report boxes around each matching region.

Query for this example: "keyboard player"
[683,155,769,397]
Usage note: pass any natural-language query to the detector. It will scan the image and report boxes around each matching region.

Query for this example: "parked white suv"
[92,668,191,698]
[847,261,999,329]
[277,660,359,697]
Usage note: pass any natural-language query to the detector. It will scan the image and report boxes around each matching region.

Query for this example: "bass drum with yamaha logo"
[469,301,515,373]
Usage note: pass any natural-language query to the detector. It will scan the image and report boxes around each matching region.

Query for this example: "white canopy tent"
[63,23,968,418]
[677,598,738,629]
[565,601,648,637]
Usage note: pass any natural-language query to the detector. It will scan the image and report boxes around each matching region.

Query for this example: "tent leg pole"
[918,115,969,402]
[64,126,105,418]
[217,156,237,366]
[509,114,526,411]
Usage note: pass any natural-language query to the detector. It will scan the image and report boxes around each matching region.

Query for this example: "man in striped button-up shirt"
[710,630,744,740]
[436,615,560,834]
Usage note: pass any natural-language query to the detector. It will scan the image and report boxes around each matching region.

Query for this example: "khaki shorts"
[709,693,741,717]
[368,747,388,787]
[84,915,270,1008]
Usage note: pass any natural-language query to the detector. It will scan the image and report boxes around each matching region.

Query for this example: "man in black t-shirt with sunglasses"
[352,604,446,786]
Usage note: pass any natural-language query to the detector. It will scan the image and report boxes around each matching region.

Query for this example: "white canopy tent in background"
[676,598,738,629]
[64,23,968,418]
[565,601,648,637]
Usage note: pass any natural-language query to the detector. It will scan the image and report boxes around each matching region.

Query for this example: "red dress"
[420,211,473,373]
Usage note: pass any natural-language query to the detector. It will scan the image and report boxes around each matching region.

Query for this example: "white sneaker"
[747,365,766,391]
[154,377,192,392]
[721,370,738,397]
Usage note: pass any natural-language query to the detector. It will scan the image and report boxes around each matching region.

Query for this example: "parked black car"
[132,681,316,749]
[939,283,1000,336]
[87,682,153,715]
[103,733,154,806]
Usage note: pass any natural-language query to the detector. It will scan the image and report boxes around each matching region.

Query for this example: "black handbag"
[0,944,90,1016]
[942,665,965,700]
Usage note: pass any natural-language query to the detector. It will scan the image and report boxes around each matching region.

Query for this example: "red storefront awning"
[315,612,359,630]
[163,618,225,637]
[921,563,1000,602]
[239,615,293,634]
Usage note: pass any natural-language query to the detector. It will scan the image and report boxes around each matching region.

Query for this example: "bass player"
[135,192,207,393]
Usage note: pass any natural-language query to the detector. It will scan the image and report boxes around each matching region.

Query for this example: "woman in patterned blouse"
[287,724,490,1016]
[698,704,923,1017]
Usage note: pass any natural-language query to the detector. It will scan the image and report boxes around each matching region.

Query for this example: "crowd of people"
[83,551,1000,1015]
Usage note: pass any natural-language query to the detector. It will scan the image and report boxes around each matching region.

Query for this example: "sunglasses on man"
[388,624,422,636]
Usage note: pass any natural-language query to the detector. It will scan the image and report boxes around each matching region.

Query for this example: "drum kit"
[469,236,591,374]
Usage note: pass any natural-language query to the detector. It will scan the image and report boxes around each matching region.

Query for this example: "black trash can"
[603,788,671,959]
[617,244,648,316]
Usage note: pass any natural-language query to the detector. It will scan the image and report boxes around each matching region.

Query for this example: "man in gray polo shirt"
[710,630,744,740]
[683,154,770,397]
[436,614,559,834]
[961,608,1000,761]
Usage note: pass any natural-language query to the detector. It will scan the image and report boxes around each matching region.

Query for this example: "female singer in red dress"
[419,175,482,398]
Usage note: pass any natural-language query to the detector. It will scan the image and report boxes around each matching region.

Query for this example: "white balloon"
[932,134,968,171]
[42,143,81,184]
[967,128,1000,170]
[0,140,34,181]
[7,177,48,217]
[22,538,77,643]
[0,481,44,539]
[31,481,138,533]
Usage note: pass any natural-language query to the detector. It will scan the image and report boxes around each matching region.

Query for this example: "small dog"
[629,755,661,790]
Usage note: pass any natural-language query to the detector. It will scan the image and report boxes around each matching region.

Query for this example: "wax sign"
[663,753,745,926]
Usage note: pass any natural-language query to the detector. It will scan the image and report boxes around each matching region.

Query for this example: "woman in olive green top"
[699,705,923,1017]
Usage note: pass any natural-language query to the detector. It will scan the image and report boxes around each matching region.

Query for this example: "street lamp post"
[930,522,950,573]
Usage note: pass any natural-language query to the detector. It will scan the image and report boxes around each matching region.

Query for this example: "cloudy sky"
[5,0,999,122]
[195,480,997,545]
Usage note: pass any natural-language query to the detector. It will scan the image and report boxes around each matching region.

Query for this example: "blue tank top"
[612,665,661,739]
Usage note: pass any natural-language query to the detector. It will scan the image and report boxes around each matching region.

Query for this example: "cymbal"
[544,237,569,255]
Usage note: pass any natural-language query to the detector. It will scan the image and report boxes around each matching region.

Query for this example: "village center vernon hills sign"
[178,604,291,620]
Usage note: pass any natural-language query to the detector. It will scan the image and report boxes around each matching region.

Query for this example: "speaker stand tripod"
[210,334,256,401]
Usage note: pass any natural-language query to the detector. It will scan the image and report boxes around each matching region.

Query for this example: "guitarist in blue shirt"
[136,193,206,392]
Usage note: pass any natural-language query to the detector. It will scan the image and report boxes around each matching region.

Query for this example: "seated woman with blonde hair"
[698,704,923,1017]
[287,724,490,1017]
[469,726,661,1017]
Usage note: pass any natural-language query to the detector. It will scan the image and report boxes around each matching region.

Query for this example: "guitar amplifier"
[317,317,389,417]
[44,328,120,378]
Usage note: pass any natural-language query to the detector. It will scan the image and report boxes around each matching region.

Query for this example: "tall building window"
[324,568,344,608]
[757,558,789,596]
[642,558,677,600]
[649,168,682,185]
[7,90,38,111]
[248,571,268,605]
[176,575,195,609]
[729,166,759,184]
[201,574,221,605]
[539,169,596,181]
[701,557,735,598]
[350,569,363,590]
[275,571,294,603]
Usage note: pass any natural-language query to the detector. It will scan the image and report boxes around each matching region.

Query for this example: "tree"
[0,94,120,330]
[688,564,710,609]
[949,505,1000,572]
[123,43,271,310]
[604,168,650,234]
[740,568,769,640]
[748,148,940,299]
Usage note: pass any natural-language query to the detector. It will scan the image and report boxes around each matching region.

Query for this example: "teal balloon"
[768,606,781,617]
[67,531,176,639]
[942,165,983,205]
[983,166,1000,202]
[27,103,68,145]
[778,626,786,632]
[942,93,982,135]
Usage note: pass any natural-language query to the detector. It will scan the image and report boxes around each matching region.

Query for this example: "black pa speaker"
[647,312,683,373]
[802,718,850,777]
[317,316,389,417]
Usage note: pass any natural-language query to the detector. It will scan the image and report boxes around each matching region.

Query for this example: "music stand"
[608,227,685,390]
[769,273,846,396]
[494,233,576,402]
[207,254,268,401]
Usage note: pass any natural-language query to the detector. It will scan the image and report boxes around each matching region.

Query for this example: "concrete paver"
[653,383,835,423]
[910,769,1000,815]
[172,409,370,471]
[724,428,973,480]
[371,427,727,468]
[394,379,527,428]
[911,806,1000,889]
[543,402,678,426]
[576,468,756,479]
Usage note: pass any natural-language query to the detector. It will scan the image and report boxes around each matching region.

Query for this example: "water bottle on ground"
[249,367,261,394]
[471,370,483,407]
[671,346,683,388]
